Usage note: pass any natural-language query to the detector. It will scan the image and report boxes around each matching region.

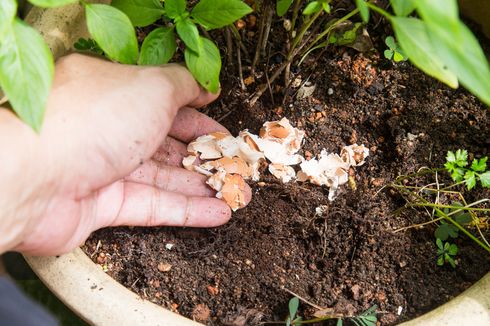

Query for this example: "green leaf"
[384,49,393,60]
[471,157,487,172]
[185,37,221,93]
[28,0,78,8]
[464,170,476,190]
[191,0,252,30]
[303,1,321,15]
[355,0,369,23]
[479,171,490,188]
[74,37,104,55]
[391,17,458,88]
[436,238,443,250]
[393,51,405,62]
[0,0,17,37]
[0,18,54,132]
[416,0,490,106]
[289,297,299,321]
[448,244,458,256]
[85,4,139,64]
[165,0,186,19]
[447,255,456,268]
[176,17,201,54]
[437,255,444,266]
[138,27,177,65]
[390,0,415,16]
[435,224,458,241]
[277,0,293,16]
[446,150,456,163]
[454,213,472,225]
[454,149,468,167]
[385,36,396,49]
[111,0,165,27]
[322,2,331,13]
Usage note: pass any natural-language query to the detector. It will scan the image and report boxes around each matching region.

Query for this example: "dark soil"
[83,5,490,325]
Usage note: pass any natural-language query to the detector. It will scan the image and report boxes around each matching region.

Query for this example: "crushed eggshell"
[183,117,369,210]
[269,164,296,183]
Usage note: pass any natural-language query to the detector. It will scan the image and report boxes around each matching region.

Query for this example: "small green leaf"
[276,0,293,16]
[390,0,416,16]
[464,170,476,190]
[176,17,202,55]
[436,238,443,250]
[0,0,17,37]
[289,297,299,321]
[446,151,456,163]
[185,37,221,93]
[28,0,78,8]
[139,27,177,65]
[111,0,165,27]
[355,0,369,23]
[191,0,253,30]
[165,0,186,19]
[74,37,104,55]
[437,255,444,266]
[322,2,330,13]
[435,224,458,241]
[479,171,490,188]
[303,1,321,15]
[447,255,456,268]
[384,49,393,60]
[0,18,54,132]
[391,17,458,88]
[448,244,458,256]
[471,157,487,172]
[85,4,139,64]
[385,36,396,49]
[393,51,404,62]
[454,213,472,225]
[454,149,468,167]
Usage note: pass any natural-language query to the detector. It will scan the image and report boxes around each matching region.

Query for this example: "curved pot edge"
[24,248,200,326]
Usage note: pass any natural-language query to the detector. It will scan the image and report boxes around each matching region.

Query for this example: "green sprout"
[383,36,407,62]
[436,238,458,268]
[444,149,490,190]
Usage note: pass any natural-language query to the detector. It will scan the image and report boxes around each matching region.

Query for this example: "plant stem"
[408,202,490,213]
[289,9,323,58]
[365,2,392,18]
[290,0,302,38]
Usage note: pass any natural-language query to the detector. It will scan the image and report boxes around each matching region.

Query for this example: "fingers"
[96,181,232,228]
[169,107,230,143]
[152,136,189,166]
[125,161,215,197]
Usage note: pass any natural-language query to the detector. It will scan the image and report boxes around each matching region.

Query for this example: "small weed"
[436,238,458,268]
[383,36,407,62]
[444,149,490,190]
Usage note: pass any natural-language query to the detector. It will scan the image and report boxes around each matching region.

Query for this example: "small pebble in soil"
[192,303,210,322]
[157,262,172,272]
[327,88,334,95]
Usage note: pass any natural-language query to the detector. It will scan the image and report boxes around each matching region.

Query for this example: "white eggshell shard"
[245,133,303,165]
[218,173,247,211]
[182,155,197,171]
[269,164,296,183]
[187,134,223,160]
[259,117,305,154]
[206,170,226,192]
[341,144,369,166]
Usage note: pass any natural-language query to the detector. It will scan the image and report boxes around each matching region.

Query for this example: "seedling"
[436,238,458,268]
[383,36,407,62]
[444,149,490,190]
[434,202,472,241]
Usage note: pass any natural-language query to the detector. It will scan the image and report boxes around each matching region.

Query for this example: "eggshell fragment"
[187,134,222,159]
[341,144,369,166]
[182,155,197,170]
[218,174,247,211]
[201,157,252,179]
[268,164,296,183]
[259,117,305,154]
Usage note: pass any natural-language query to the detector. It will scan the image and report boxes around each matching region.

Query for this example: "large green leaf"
[184,37,221,93]
[191,0,253,30]
[28,0,78,7]
[391,17,458,88]
[276,0,293,16]
[85,4,138,64]
[0,0,17,37]
[138,27,177,65]
[165,0,186,19]
[111,0,165,27]
[176,17,201,54]
[389,0,415,16]
[0,18,54,132]
[416,0,490,106]
[355,0,369,23]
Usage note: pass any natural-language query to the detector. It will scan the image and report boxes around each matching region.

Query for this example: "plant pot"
[23,3,490,325]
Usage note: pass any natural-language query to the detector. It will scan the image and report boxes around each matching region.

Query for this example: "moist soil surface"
[83,6,490,325]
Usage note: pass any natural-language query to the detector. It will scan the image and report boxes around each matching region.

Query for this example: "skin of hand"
[0,54,251,256]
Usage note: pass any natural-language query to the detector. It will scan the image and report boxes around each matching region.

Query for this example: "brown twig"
[225,27,233,66]
[237,37,246,90]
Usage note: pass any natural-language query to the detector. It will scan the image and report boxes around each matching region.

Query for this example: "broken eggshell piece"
[268,164,296,183]
[341,144,369,166]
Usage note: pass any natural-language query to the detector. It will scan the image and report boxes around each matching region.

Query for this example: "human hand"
[0,54,251,255]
